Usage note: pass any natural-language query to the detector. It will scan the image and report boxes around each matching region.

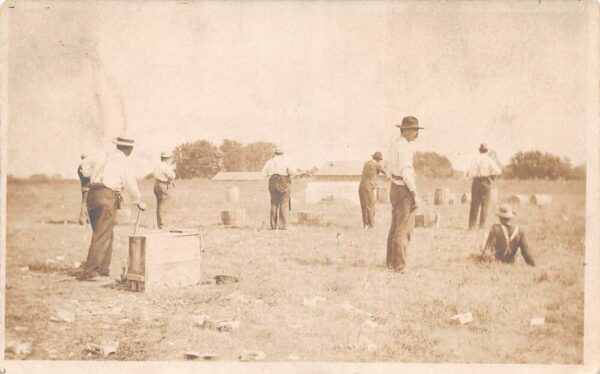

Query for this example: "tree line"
[6,142,586,182]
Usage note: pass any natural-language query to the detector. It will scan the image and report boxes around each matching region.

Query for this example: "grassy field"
[4,177,585,362]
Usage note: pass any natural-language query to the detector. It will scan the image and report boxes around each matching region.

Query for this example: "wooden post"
[414,209,439,228]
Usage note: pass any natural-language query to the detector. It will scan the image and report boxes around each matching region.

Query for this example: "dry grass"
[4,177,585,362]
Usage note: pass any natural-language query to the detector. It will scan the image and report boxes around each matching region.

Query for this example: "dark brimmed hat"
[396,116,424,130]
[479,143,488,152]
[372,152,383,161]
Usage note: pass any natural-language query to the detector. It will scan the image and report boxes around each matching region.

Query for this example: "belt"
[89,184,120,194]
[156,180,170,184]
[270,174,288,178]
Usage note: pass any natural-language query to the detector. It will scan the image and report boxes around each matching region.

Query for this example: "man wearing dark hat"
[77,153,91,225]
[78,133,147,280]
[383,116,423,273]
[467,143,502,230]
[153,151,176,230]
[358,152,386,228]
[261,146,293,230]
[480,204,535,266]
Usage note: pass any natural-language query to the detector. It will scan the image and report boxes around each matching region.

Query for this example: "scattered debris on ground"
[530,317,545,326]
[341,302,375,319]
[215,320,241,332]
[214,275,239,285]
[50,309,75,323]
[5,340,33,356]
[239,349,266,361]
[183,351,200,360]
[303,296,326,307]
[85,341,119,357]
[450,312,473,325]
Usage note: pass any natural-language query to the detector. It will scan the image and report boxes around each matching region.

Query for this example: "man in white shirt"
[261,146,293,230]
[383,116,423,273]
[466,143,502,230]
[78,134,147,280]
[153,151,176,230]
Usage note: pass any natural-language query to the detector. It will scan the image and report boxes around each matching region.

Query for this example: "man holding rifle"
[384,116,424,273]
[78,133,147,280]
[261,146,293,230]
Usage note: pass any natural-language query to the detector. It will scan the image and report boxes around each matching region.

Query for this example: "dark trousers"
[469,177,491,229]
[269,175,291,229]
[78,188,90,225]
[386,184,415,271]
[358,182,376,227]
[84,186,117,276]
[154,181,170,229]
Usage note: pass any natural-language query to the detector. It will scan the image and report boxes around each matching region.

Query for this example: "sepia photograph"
[1,0,599,372]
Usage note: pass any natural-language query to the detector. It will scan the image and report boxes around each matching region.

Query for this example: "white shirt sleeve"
[79,152,102,179]
[166,165,176,180]
[398,145,417,192]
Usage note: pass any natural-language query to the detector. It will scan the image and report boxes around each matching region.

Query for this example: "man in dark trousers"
[77,153,91,225]
[153,151,176,230]
[481,204,535,266]
[358,152,386,228]
[261,146,293,230]
[78,134,147,280]
[383,116,423,273]
[467,143,502,230]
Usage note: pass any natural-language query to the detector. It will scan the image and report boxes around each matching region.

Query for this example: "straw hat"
[496,204,516,219]
[161,151,173,158]
[274,146,284,155]
[112,133,136,147]
[372,152,383,161]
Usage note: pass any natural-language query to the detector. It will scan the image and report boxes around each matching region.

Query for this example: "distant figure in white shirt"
[153,151,176,230]
[466,143,502,230]
[78,134,147,280]
[383,116,424,273]
[261,146,293,230]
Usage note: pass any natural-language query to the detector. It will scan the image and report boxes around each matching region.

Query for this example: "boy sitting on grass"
[480,203,536,267]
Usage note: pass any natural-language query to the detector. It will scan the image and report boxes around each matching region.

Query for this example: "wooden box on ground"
[298,211,323,225]
[415,209,440,228]
[127,230,201,292]
[221,209,246,226]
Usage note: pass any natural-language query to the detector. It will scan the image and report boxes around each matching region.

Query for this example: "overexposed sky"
[6,1,591,178]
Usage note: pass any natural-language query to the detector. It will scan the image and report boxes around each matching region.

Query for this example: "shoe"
[77,271,100,281]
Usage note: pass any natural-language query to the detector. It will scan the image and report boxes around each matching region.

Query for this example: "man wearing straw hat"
[480,204,535,266]
[78,134,147,280]
[261,146,293,230]
[383,116,423,273]
[77,153,91,225]
[153,151,176,230]
[467,143,502,230]
[358,151,386,228]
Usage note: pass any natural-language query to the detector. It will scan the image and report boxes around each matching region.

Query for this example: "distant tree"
[28,174,51,182]
[570,163,586,180]
[219,139,245,172]
[245,142,277,171]
[504,150,573,180]
[173,140,222,179]
[414,152,454,178]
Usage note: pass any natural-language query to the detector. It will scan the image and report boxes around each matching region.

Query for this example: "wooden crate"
[127,230,201,293]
